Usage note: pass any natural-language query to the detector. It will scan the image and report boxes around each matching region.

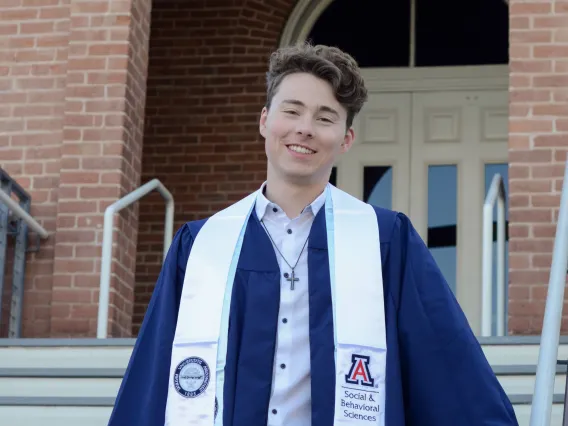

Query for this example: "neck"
[264,173,327,219]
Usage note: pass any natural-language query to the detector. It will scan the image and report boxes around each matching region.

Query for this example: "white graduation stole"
[164,184,386,426]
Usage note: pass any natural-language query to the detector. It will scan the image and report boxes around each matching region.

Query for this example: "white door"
[336,88,508,334]
[336,92,412,215]
[409,90,508,332]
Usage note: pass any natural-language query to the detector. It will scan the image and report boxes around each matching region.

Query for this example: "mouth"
[286,144,316,155]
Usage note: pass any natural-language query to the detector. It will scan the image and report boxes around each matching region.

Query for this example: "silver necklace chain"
[260,219,309,290]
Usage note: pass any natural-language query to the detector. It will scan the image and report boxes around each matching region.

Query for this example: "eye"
[283,110,299,115]
[318,117,334,123]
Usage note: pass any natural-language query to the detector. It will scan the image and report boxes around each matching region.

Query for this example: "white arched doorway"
[280,0,510,335]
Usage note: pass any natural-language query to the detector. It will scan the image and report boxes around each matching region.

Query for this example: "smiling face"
[259,72,355,187]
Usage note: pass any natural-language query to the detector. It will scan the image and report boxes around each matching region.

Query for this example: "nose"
[295,117,314,138]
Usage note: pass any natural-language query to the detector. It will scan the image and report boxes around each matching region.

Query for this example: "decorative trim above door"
[360,66,508,93]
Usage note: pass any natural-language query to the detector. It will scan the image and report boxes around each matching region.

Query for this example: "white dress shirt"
[254,182,327,426]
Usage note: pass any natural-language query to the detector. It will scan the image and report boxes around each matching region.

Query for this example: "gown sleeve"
[390,212,519,425]
[107,223,194,426]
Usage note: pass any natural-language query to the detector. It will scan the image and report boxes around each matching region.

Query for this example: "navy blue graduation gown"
[108,205,518,426]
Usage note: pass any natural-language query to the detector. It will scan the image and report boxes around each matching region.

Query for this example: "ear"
[259,106,268,138]
[341,127,355,153]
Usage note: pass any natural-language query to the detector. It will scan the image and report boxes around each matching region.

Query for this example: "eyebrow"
[281,99,340,118]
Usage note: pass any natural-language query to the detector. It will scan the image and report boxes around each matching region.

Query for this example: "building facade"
[1,0,567,339]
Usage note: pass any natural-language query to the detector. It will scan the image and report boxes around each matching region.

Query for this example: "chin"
[269,160,324,184]
[282,169,323,185]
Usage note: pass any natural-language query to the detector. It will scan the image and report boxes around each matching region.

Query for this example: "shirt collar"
[255,181,327,221]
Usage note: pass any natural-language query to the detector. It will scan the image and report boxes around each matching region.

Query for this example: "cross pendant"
[286,270,299,290]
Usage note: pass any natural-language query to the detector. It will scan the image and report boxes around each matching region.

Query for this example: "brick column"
[50,0,151,337]
[508,0,568,334]
[0,0,71,337]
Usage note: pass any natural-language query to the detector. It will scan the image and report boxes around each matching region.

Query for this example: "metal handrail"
[97,179,174,338]
[0,190,48,239]
[481,173,507,337]
[530,159,568,426]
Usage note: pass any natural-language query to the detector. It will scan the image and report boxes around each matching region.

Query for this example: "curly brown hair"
[265,42,368,129]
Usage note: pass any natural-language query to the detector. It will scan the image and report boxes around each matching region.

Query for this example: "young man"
[108,43,518,426]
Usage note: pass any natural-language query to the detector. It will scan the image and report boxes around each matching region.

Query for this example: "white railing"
[530,159,568,426]
[97,179,174,338]
[481,173,507,337]
[0,190,49,239]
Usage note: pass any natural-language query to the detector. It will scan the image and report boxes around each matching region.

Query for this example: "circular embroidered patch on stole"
[173,357,210,398]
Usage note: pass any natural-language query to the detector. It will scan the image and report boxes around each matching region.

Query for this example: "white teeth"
[288,145,315,154]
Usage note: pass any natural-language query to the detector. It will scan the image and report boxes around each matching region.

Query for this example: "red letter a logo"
[345,354,374,387]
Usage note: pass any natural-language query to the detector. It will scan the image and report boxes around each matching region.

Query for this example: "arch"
[279,0,510,59]
[280,0,509,68]
[279,0,334,47]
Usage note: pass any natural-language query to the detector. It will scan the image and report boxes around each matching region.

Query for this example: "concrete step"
[480,336,568,366]
[0,404,113,426]
[0,339,130,426]
[0,371,122,398]
[0,340,133,370]
[0,337,566,426]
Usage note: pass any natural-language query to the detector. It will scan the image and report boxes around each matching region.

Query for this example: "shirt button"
[283,272,289,278]
[282,318,287,323]
[280,363,286,369]
[272,207,278,212]
[272,409,277,414]
[287,229,292,234]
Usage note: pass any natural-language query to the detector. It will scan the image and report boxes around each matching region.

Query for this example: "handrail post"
[0,168,49,338]
[496,192,506,336]
[482,174,507,337]
[529,159,568,426]
[97,207,114,340]
[482,198,494,336]
[97,179,174,338]
[163,196,175,262]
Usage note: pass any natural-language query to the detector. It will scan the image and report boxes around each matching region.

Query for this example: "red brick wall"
[132,0,296,333]
[1,0,152,337]
[0,0,71,337]
[508,0,568,334]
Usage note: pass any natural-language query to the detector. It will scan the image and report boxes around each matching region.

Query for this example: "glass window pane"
[364,166,392,209]
[427,165,457,293]
[415,0,508,66]
[484,163,509,335]
[307,0,411,68]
